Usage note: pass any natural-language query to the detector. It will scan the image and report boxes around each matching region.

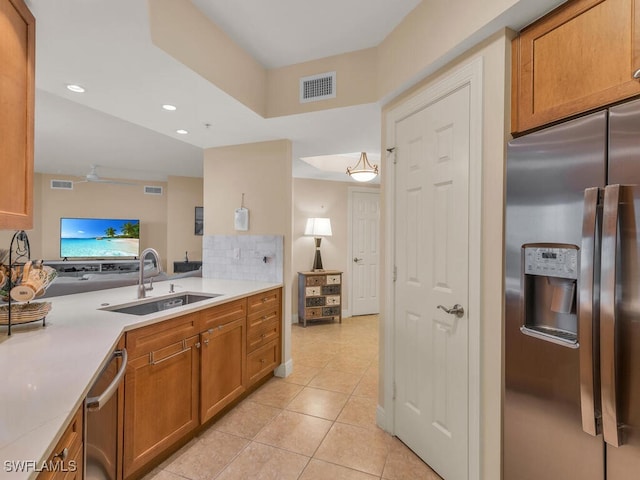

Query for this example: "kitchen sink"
[100,292,221,316]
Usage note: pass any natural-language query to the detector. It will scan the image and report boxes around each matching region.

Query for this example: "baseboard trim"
[274,358,293,378]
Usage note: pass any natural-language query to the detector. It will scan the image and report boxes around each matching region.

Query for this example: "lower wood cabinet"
[246,289,281,386]
[38,405,83,480]
[247,340,281,385]
[123,314,200,479]
[200,299,247,424]
[121,288,282,479]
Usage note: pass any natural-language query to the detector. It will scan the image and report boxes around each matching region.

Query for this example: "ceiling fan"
[74,165,138,186]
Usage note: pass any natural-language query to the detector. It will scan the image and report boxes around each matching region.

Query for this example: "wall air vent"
[300,71,336,103]
[50,179,73,190]
[144,185,163,195]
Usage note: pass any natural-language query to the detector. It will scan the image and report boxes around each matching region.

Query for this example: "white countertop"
[0,277,281,479]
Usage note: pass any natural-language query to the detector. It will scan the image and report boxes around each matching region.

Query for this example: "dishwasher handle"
[86,349,128,412]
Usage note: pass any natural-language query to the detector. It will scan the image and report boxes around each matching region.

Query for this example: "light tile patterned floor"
[145,315,442,480]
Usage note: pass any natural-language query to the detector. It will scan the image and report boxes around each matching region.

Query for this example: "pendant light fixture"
[346,152,379,182]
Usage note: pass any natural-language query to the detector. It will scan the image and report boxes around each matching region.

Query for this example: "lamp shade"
[305,217,332,237]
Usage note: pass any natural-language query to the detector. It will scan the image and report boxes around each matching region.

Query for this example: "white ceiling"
[27,0,419,182]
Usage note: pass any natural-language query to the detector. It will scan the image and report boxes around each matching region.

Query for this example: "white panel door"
[394,84,470,480]
[351,190,380,316]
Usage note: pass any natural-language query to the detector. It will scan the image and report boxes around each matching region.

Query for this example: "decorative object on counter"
[346,152,378,182]
[0,231,55,335]
[234,193,249,231]
[195,206,203,235]
[304,217,332,271]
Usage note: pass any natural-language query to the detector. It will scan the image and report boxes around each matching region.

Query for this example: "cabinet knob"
[204,339,209,346]
[54,447,69,461]
[260,358,266,364]
[634,68,640,80]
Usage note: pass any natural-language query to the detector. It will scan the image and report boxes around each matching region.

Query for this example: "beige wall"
[0,173,203,273]
[148,0,267,116]
[148,0,559,120]
[292,178,380,318]
[203,139,294,370]
[166,175,204,273]
[381,29,513,480]
[266,48,378,118]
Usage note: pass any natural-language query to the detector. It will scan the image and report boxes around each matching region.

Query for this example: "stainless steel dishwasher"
[85,348,128,480]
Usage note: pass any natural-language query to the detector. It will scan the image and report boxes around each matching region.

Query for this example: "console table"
[173,261,202,273]
[297,270,342,327]
[45,259,145,277]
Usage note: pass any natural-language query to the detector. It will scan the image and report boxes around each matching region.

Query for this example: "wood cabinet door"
[512,0,640,133]
[123,335,200,479]
[0,0,34,229]
[200,317,246,424]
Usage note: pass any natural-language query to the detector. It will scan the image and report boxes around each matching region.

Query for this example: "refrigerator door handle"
[579,187,602,436]
[601,184,622,447]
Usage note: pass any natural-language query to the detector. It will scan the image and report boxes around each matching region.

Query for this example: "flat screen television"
[60,218,140,259]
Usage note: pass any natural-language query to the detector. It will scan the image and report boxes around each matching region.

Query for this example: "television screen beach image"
[60,218,140,258]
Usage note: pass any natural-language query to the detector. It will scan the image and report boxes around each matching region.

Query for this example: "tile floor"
[145,315,442,480]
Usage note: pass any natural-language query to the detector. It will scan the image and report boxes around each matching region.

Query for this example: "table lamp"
[305,218,332,271]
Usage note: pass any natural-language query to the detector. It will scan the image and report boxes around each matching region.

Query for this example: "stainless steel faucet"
[138,248,162,299]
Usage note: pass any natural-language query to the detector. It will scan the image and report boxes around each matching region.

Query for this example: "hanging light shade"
[346,152,379,182]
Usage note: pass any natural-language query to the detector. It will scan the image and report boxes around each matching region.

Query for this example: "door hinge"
[393,265,398,282]
[393,381,397,400]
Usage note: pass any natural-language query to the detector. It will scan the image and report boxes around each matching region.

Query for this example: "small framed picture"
[195,206,204,235]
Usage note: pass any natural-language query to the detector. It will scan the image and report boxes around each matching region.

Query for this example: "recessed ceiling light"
[66,84,85,93]
[162,104,177,111]
[176,129,188,135]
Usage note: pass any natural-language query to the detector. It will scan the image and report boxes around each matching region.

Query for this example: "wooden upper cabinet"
[0,0,34,229]
[512,0,640,134]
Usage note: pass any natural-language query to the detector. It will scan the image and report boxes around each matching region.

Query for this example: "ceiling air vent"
[300,71,336,103]
[50,179,73,190]
[144,185,163,195]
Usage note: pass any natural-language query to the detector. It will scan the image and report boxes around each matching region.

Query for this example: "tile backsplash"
[202,235,283,283]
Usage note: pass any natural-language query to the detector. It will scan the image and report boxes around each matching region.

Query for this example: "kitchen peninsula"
[0,277,282,480]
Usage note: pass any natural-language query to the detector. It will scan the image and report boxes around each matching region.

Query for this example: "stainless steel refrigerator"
[505,97,640,480]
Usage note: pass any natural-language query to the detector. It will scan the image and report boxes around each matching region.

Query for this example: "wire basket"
[0,302,52,325]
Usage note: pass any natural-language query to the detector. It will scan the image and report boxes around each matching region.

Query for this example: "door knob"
[437,304,465,318]
[353,257,362,263]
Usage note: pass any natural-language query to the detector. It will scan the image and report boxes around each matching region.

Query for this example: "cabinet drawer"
[305,275,326,286]
[201,298,246,331]
[305,296,325,307]
[126,312,200,358]
[322,306,341,316]
[247,318,279,353]
[305,307,324,318]
[247,340,280,385]
[38,405,83,480]
[325,295,340,306]
[321,284,340,295]
[326,274,341,285]
[305,286,321,296]
[247,288,281,315]
[247,305,280,333]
